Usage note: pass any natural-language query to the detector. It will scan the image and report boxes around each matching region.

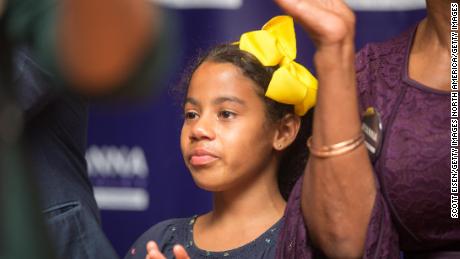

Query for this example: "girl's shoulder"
[146,217,192,239]
[124,217,194,259]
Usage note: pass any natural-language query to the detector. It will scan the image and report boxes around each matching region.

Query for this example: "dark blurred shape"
[0,18,55,259]
[0,0,167,258]
[3,0,160,96]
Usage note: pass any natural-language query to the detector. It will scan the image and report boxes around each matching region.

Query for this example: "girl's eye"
[218,110,235,119]
[184,111,199,120]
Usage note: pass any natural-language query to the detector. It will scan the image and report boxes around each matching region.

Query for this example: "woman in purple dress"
[275,0,456,258]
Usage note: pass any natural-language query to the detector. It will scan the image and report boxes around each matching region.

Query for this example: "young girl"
[125,16,317,259]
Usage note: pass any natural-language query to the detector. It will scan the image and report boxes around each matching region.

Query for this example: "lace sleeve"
[275,175,400,258]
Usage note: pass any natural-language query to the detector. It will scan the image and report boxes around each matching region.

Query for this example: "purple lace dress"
[276,26,457,258]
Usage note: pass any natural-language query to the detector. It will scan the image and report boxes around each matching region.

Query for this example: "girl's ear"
[272,113,301,151]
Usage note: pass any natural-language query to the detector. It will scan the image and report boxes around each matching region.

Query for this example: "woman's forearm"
[301,42,376,258]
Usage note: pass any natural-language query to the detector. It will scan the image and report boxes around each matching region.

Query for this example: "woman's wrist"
[314,37,355,67]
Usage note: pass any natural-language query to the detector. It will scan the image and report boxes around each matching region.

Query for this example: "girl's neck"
[192,161,286,252]
[205,154,286,225]
[209,173,286,225]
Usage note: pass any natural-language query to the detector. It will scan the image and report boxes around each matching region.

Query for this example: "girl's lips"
[190,155,218,166]
[188,147,219,166]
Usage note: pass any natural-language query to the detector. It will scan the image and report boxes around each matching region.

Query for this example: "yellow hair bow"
[238,16,317,116]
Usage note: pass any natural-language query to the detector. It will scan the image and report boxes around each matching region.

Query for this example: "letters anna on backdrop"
[86,0,427,256]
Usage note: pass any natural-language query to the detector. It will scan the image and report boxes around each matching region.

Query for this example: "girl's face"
[180,61,278,192]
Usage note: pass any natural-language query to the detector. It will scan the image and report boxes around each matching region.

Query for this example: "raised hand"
[145,241,190,259]
[275,0,355,48]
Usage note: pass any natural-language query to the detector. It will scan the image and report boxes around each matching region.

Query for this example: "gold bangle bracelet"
[307,134,365,158]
